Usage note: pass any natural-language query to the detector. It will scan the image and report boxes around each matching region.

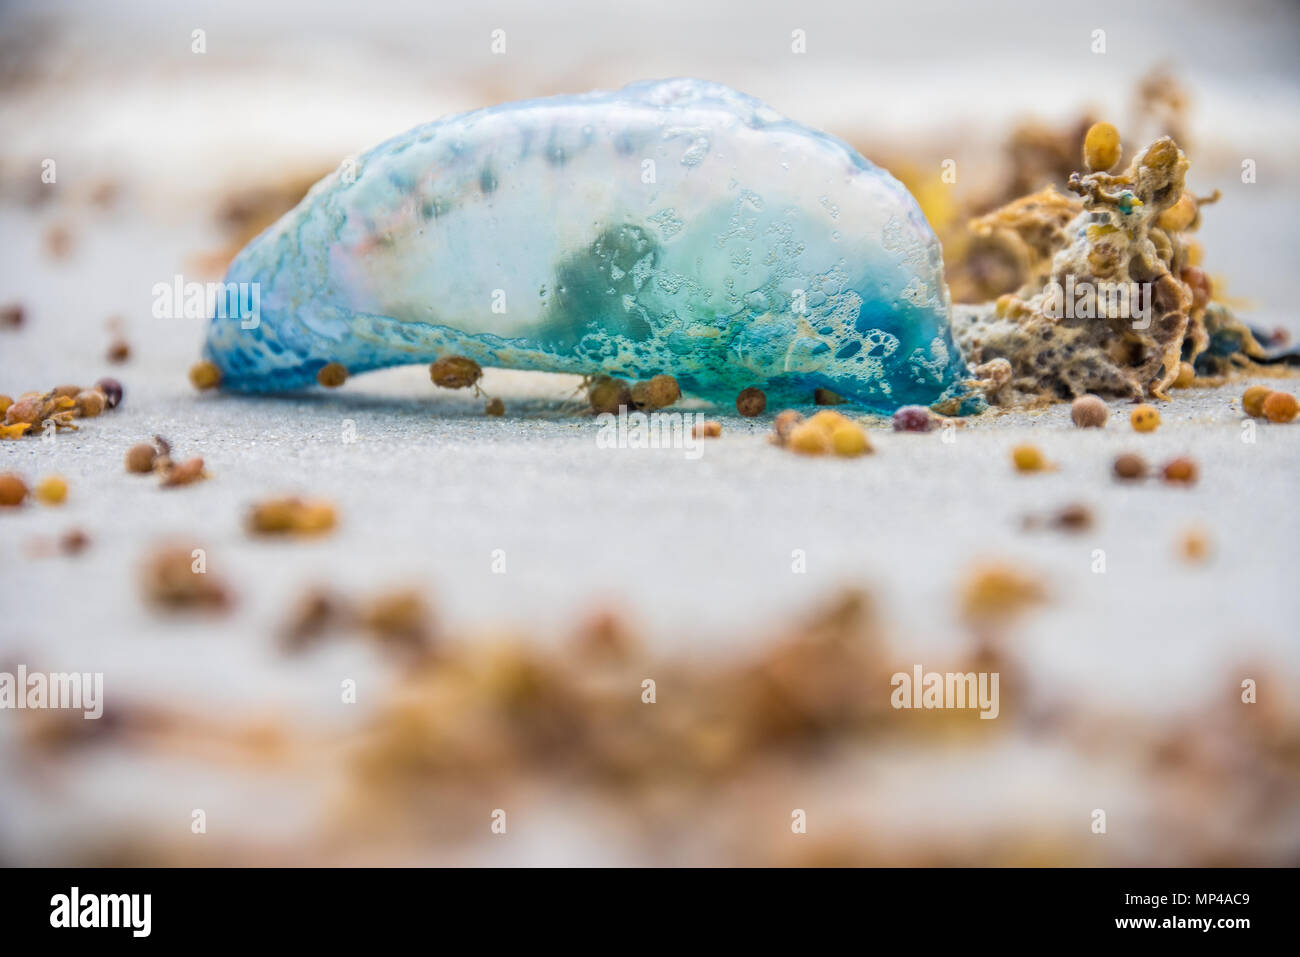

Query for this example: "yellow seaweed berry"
[788,422,830,456]
[1130,404,1161,433]
[189,360,222,391]
[1157,192,1197,233]
[1083,122,1121,173]
[0,395,12,416]
[316,362,348,388]
[807,410,849,434]
[35,475,68,505]
[830,422,871,457]
[247,498,337,536]
[293,501,337,535]
[1262,391,1299,423]
[1171,362,1196,389]
[1242,385,1272,418]
[692,420,722,438]
[959,562,1047,626]
[247,498,297,534]
[1011,444,1046,473]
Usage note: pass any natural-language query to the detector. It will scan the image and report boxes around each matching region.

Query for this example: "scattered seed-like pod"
[125,443,157,473]
[736,386,766,417]
[771,409,804,445]
[75,389,105,417]
[631,374,681,411]
[360,588,434,653]
[788,422,830,455]
[247,497,338,536]
[1262,391,1298,423]
[892,405,933,432]
[161,457,206,487]
[485,397,505,416]
[4,395,42,427]
[189,361,222,391]
[1011,444,1047,472]
[95,377,123,408]
[429,355,482,389]
[1161,456,1199,485]
[959,562,1047,626]
[1113,452,1147,480]
[141,545,230,611]
[35,475,68,505]
[1130,404,1161,433]
[316,362,348,388]
[829,422,871,457]
[247,498,298,534]
[0,395,11,415]
[294,501,337,534]
[1242,385,1272,417]
[692,420,722,438]
[1178,527,1211,563]
[281,587,349,652]
[60,528,90,555]
[0,303,23,328]
[0,472,27,507]
[1050,503,1093,532]
[1070,394,1108,428]
[806,410,848,434]
[106,339,130,363]
[52,384,82,399]
[588,376,632,414]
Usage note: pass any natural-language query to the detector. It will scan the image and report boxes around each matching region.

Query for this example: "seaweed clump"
[953,130,1267,405]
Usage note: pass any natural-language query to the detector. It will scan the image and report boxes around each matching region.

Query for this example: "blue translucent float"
[204,79,974,412]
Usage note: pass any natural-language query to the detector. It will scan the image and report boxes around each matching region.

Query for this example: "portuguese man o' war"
[203,78,976,413]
